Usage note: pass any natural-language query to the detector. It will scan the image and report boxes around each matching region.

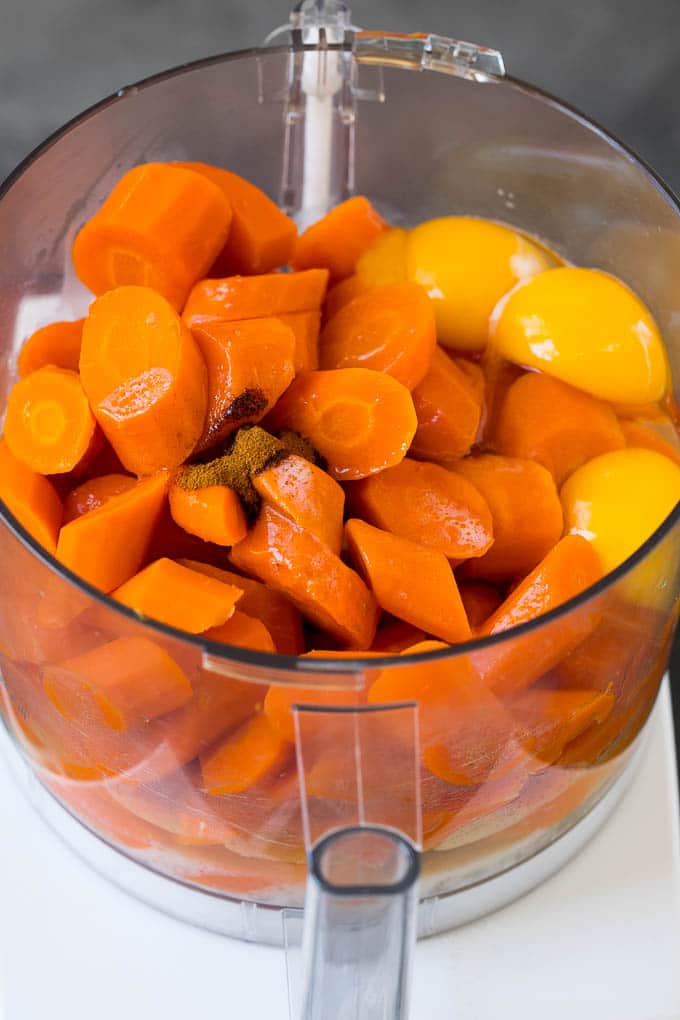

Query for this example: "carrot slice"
[319,281,436,390]
[458,581,502,630]
[277,310,321,373]
[113,558,243,633]
[191,317,296,449]
[293,196,386,280]
[370,618,427,653]
[175,161,297,275]
[183,269,329,330]
[43,637,193,731]
[324,275,371,321]
[56,472,169,591]
[79,285,208,475]
[17,319,84,377]
[0,439,63,553]
[345,518,471,643]
[63,473,137,524]
[267,368,417,481]
[252,453,345,554]
[452,455,564,581]
[201,713,290,795]
[203,611,276,653]
[264,681,367,743]
[510,688,615,768]
[619,419,680,467]
[4,366,98,475]
[230,504,379,648]
[494,372,626,486]
[347,458,493,559]
[168,482,247,546]
[72,162,232,309]
[409,347,484,464]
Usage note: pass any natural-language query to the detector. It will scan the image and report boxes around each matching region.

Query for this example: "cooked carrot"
[79,285,208,475]
[63,473,137,524]
[203,611,276,653]
[264,680,367,743]
[355,227,409,286]
[17,319,84,377]
[452,455,564,581]
[179,559,304,654]
[146,507,225,565]
[345,518,471,643]
[231,504,379,648]
[458,581,503,629]
[0,439,63,553]
[619,419,680,467]
[266,368,417,481]
[409,346,484,464]
[72,162,232,309]
[191,317,295,448]
[4,366,98,475]
[293,196,386,281]
[478,350,524,444]
[324,275,371,321]
[43,777,169,850]
[510,688,614,769]
[201,713,290,795]
[183,269,329,330]
[319,281,437,390]
[347,458,493,559]
[252,453,345,554]
[56,472,168,591]
[168,481,247,546]
[43,636,193,731]
[175,161,297,275]
[494,373,626,486]
[277,310,321,373]
[113,558,243,634]
[370,618,427,653]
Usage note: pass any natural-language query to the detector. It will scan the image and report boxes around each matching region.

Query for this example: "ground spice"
[277,429,325,468]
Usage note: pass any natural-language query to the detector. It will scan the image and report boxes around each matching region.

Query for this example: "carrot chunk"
[264,681,367,743]
[370,619,427,653]
[510,688,615,768]
[203,611,276,653]
[56,472,169,591]
[79,285,208,475]
[0,439,63,553]
[43,637,193,731]
[191,317,295,448]
[17,319,84,377]
[201,713,290,795]
[458,581,502,629]
[494,372,626,486]
[293,196,386,280]
[113,558,243,633]
[324,275,371,321]
[345,518,471,643]
[252,454,345,554]
[230,504,379,648]
[619,419,680,467]
[63,473,137,524]
[169,482,247,546]
[319,281,436,390]
[175,161,297,275]
[277,310,321,373]
[452,455,564,581]
[409,347,484,464]
[183,269,329,330]
[4,367,97,475]
[347,458,493,559]
[72,162,232,309]
[267,368,417,481]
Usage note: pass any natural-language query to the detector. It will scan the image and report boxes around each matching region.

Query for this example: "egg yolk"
[356,227,408,287]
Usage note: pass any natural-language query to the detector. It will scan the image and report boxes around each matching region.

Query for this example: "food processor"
[1,2,680,1015]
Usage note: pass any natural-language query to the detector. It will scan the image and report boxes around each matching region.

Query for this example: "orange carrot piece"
[175,161,297,275]
[409,346,484,464]
[191,317,295,448]
[79,285,208,475]
[458,581,503,630]
[56,472,169,591]
[319,281,437,390]
[43,637,193,731]
[4,366,97,475]
[478,351,525,444]
[264,680,367,743]
[277,310,321,373]
[183,269,329,330]
[324,275,371,321]
[169,482,247,546]
[347,458,493,559]
[72,162,232,310]
[0,439,63,553]
[370,618,427,653]
[63,473,137,524]
[293,196,387,281]
[17,319,84,377]
[201,713,290,795]
[346,518,471,643]
[179,559,304,654]
[509,688,614,768]
[267,368,417,481]
[619,419,680,467]
[252,453,345,554]
[452,455,564,581]
[113,558,243,633]
[494,373,626,486]
[203,610,276,653]
[231,504,379,648]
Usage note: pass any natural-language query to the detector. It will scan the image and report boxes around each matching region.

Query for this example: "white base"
[1,682,679,1019]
